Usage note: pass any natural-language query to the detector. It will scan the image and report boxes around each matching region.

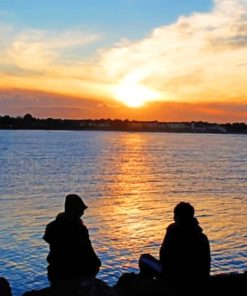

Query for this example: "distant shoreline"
[1,128,247,136]
[1,114,247,134]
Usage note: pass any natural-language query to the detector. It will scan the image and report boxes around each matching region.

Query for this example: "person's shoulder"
[43,217,58,242]
[79,219,89,232]
[200,231,210,243]
[45,213,65,230]
[166,222,177,233]
[45,218,56,230]
[56,212,65,220]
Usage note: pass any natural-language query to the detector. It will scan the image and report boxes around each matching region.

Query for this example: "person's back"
[160,202,211,293]
[160,218,210,281]
[43,194,101,286]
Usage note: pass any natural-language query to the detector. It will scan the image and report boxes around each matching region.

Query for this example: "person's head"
[174,202,195,223]
[64,194,87,218]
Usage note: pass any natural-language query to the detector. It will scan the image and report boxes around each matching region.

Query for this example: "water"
[0,130,246,296]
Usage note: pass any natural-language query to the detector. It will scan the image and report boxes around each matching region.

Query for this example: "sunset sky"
[0,0,247,122]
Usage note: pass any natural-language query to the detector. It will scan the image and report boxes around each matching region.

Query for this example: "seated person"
[43,194,101,290]
[139,202,211,293]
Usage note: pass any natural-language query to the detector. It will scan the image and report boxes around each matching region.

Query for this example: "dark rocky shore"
[6,271,243,296]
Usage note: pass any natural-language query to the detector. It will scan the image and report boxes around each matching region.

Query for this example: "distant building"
[191,122,227,133]
[166,123,191,131]
[191,122,207,132]
[143,121,159,129]
[128,121,145,129]
[207,124,227,133]
[97,122,110,128]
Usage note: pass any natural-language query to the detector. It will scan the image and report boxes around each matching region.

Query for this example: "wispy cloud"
[0,24,107,98]
[0,25,102,71]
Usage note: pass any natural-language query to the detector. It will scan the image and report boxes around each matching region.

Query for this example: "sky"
[0,0,247,122]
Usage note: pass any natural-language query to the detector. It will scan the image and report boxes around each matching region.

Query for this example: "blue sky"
[1,1,213,43]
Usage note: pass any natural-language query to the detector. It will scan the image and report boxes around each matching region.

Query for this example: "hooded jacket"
[160,217,210,285]
[43,212,101,281]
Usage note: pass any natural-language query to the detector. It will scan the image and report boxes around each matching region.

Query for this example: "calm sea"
[0,130,246,296]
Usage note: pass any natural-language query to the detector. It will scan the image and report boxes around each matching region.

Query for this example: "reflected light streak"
[90,134,172,266]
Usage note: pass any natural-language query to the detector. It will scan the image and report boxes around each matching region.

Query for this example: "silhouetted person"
[43,194,101,292]
[139,202,210,295]
[160,202,211,293]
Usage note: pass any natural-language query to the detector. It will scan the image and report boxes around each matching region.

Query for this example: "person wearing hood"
[43,194,101,290]
[139,202,210,294]
[160,202,211,289]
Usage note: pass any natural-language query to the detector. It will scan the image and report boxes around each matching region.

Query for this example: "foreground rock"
[22,272,246,296]
[22,278,115,296]
[209,272,247,296]
[114,271,247,296]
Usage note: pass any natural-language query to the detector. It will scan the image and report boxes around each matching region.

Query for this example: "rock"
[21,271,247,296]
[22,287,51,296]
[209,272,247,296]
[114,271,247,296]
[22,278,115,296]
[114,273,172,296]
[79,278,115,296]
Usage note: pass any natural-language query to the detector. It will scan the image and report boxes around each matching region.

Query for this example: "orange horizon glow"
[0,88,246,123]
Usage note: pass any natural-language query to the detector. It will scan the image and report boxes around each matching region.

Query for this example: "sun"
[113,82,159,108]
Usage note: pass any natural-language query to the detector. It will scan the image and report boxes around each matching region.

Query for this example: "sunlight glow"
[113,82,159,108]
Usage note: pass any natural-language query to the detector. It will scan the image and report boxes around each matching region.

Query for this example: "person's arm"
[43,223,52,243]
[80,224,101,268]
[159,223,175,269]
[203,235,211,277]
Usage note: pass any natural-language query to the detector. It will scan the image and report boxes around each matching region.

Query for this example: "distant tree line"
[0,114,247,134]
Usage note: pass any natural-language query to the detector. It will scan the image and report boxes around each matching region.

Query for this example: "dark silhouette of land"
[1,114,247,134]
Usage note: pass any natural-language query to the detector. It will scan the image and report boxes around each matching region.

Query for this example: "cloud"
[100,0,247,103]
[0,25,109,100]
[0,89,103,118]
[0,25,102,73]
